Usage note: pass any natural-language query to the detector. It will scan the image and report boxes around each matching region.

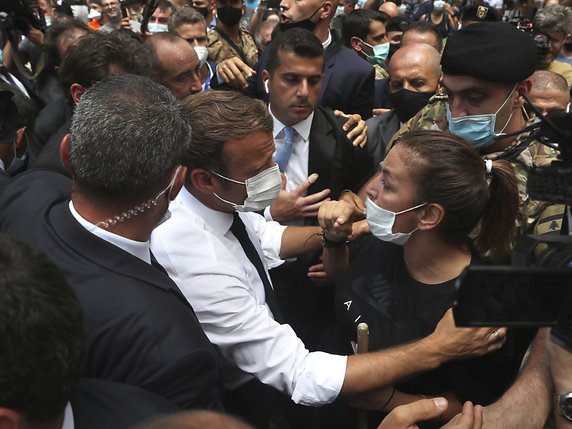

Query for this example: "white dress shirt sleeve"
[151,200,347,406]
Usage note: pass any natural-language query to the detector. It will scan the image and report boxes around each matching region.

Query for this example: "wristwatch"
[555,392,572,422]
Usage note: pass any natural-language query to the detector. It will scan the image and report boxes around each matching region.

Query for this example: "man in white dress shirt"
[150,89,507,427]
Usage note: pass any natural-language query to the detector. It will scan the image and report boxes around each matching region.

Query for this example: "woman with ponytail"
[317,130,532,427]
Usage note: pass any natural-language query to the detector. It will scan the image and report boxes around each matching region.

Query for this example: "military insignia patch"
[477,5,488,19]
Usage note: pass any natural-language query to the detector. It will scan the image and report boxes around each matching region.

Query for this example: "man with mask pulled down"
[387,21,565,236]
[151,89,508,429]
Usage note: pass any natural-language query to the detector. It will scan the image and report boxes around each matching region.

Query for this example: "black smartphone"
[121,4,129,19]
[453,265,572,327]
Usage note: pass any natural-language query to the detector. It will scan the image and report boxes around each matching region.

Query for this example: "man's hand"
[218,57,255,89]
[349,219,370,241]
[120,17,133,30]
[26,25,45,45]
[318,200,364,242]
[334,110,367,148]
[307,257,333,286]
[430,309,507,362]
[269,173,330,223]
[378,398,482,429]
[442,401,483,429]
[373,107,391,117]
[339,190,365,213]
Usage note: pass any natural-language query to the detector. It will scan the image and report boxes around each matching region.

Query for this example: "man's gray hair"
[69,73,191,204]
[168,7,207,33]
[534,5,572,36]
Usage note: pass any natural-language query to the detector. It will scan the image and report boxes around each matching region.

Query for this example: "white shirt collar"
[270,106,314,142]
[0,159,4,170]
[68,201,152,264]
[177,186,234,236]
[62,402,74,429]
[322,31,332,50]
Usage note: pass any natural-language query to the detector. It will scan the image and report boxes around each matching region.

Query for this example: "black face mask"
[194,6,209,18]
[390,89,434,123]
[217,6,242,26]
[564,41,572,51]
[387,43,400,61]
[278,3,322,33]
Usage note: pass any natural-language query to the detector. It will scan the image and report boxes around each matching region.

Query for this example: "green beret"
[441,22,537,82]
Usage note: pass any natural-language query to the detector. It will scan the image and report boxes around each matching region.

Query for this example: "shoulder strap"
[213,27,250,65]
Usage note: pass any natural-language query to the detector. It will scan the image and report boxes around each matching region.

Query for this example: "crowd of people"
[0,0,571,427]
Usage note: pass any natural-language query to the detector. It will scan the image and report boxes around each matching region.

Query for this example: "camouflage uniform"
[374,64,389,80]
[207,27,259,67]
[387,93,565,236]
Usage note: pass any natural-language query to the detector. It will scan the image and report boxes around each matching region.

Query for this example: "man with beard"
[208,0,259,66]
[99,0,140,32]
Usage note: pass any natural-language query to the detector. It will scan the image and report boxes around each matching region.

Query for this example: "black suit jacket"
[72,378,180,429]
[305,105,372,213]
[0,171,223,411]
[28,98,72,165]
[246,41,375,120]
[365,109,401,169]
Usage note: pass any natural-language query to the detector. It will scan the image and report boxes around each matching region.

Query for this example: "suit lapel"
[307,108,336,200]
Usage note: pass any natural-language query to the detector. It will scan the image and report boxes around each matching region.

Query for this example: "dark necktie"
[230,212,284,323]
[0,66,16,86]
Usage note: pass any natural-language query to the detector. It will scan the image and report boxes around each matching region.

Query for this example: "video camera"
[454,107,572,350]
[0,0,46,35]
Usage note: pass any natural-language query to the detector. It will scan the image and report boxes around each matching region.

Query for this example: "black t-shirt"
[328,235,533,415]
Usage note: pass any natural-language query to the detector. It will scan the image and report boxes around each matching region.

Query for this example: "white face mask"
[193,45,209,68]
[211,164,282,212]
[365,197,427,245]
[148,23,168,33]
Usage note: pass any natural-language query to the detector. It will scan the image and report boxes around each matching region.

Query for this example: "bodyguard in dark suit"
[261,29,371,349]
[0,74,222,411]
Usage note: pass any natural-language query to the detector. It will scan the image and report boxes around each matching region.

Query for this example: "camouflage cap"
[441,22,537,82]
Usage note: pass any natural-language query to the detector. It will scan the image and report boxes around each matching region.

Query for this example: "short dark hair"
[342,9,387,47]
[69,74,191,204]
[44,18,90,68]
[0,235,84,421]
[59,30,152,93]
[266,28,324,76]
[168,6,207,32]
[403,21,443,52]
[181,91,273,174]
[157,0,176,13]
[145,32,189,80]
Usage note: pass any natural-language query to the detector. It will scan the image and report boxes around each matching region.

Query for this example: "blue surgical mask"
[359,39,390,66]
[365,197,427,245]
[148,23,168,33]
[447,85,517,150]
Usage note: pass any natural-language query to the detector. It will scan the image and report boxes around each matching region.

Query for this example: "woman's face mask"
[365,197,427,245]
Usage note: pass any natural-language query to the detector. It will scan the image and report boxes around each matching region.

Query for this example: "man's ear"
[417,203,444,231]
[351,36,362,52]
[70,83,85,105]
[60,134,72,173]
[320,0,333,19]
[0,408,22,429]
[514,79,532,109]
[189,167,217,194]
[15,127,26,155]
[262,69,270,93]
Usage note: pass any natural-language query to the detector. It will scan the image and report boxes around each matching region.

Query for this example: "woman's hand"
[318,200,361,242]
